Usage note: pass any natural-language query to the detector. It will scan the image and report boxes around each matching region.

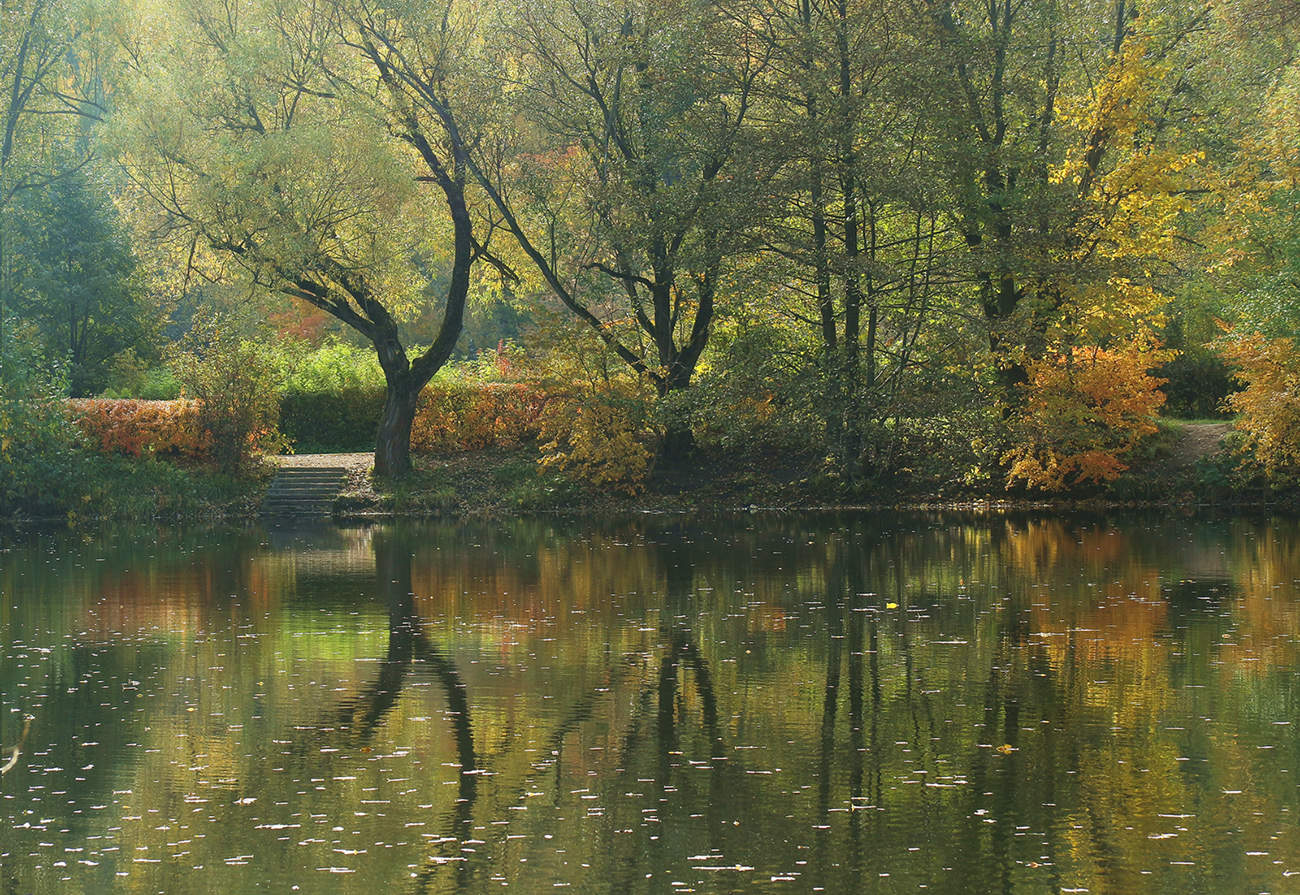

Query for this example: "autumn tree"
[459,0,773,459]
[916,1,1212,394]
[114,0,490,475]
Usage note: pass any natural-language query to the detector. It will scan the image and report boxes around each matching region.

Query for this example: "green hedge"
[278,383,547,454]
[279,387,385,453]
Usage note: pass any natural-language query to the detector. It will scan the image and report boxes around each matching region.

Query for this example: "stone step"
[270,470,348,478]
[264,488,340,496]
[260,465,350,519]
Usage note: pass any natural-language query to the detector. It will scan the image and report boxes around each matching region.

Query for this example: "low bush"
[172,317,286,475]
[66,398,206,459]
[1004,343,1171,491]
[538,381,654,495]
[411,383,547,452]
[1,336,86,517]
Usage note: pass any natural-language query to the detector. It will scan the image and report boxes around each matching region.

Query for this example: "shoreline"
[4,426,1292,531]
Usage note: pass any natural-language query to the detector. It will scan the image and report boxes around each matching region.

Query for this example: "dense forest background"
[2,0,1298,514]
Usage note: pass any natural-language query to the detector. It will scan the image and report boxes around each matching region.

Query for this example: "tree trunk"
[661,422,695,463]
[374,374,420,478]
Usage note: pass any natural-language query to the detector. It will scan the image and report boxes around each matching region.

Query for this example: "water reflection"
[0,513,1298,893]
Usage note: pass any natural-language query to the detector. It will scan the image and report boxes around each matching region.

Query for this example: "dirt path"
[1168,422,1233,469]
[276,452,374,471]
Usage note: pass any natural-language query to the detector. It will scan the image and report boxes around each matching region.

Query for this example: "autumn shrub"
[172,319,286,475]
[1004,344,1171,491]
[66,398,206,459]
[1219,333,1300,482]
[537,378,654,495]
[410,383,547,452]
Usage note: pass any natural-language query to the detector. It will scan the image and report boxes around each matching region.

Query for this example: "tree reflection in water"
[329,532,479,891]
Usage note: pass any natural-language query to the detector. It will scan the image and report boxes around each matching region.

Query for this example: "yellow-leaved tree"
[1006,23,1197,490]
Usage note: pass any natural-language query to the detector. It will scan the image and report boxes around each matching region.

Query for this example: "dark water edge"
[2,512,1298,894]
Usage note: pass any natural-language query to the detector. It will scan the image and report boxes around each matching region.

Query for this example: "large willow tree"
[113,0,492,475]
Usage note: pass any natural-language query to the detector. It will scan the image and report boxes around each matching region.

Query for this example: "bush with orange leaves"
[66,399,208,461]
[409,384,548,453]
[1220,333,1300,481]
[1004,344,1171,491]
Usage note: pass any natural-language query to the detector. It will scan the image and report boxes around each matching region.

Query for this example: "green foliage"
[282,341,387,394]
[279,388,384,453]
[99,349,182,400]
[1157,349,1237,420]
[6,165,148,395]
[1,322,251,521]
[0,325,86,517]
[171,316,286,475]
[683,323,822,460]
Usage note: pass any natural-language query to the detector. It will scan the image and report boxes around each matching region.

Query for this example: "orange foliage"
[66,399,208,460]
[1220,333,1300,478]
[410,384,548,453]
[1004,344,1170,490]
[268,302,332,343]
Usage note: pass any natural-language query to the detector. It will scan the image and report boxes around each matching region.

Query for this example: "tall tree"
[114,0,489,475]
[919,0,1209,398]
[750,0,963,477]
[446,0,774,458]
[7,164,143,394]
[1,0,104,355]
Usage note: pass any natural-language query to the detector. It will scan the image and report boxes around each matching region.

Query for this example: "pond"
[1,513,1298,894]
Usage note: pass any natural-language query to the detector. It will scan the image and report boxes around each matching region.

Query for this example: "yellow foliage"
[1005,343,1171,491]
[409,384,547,453]
[1049,25,1200,346]
[1220,332,1300,478]
[538,386,653,495]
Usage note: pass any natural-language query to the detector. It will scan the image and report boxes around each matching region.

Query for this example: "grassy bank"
[1,455,267,528]
[331,419,1284,519]
[5,419,1287,530]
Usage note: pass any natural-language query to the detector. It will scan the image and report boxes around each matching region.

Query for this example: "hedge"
[67,385,549,460]
[66,398,207,460]
[280,383,547,453]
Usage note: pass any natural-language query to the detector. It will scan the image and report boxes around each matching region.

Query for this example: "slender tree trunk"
[836,0,863,476]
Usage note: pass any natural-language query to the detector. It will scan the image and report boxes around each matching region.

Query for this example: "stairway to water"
[260,466,348,519]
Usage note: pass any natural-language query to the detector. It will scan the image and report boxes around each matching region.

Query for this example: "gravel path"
[275,452,374,471]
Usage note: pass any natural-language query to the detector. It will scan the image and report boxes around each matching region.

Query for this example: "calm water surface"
[1,513,1298,894]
